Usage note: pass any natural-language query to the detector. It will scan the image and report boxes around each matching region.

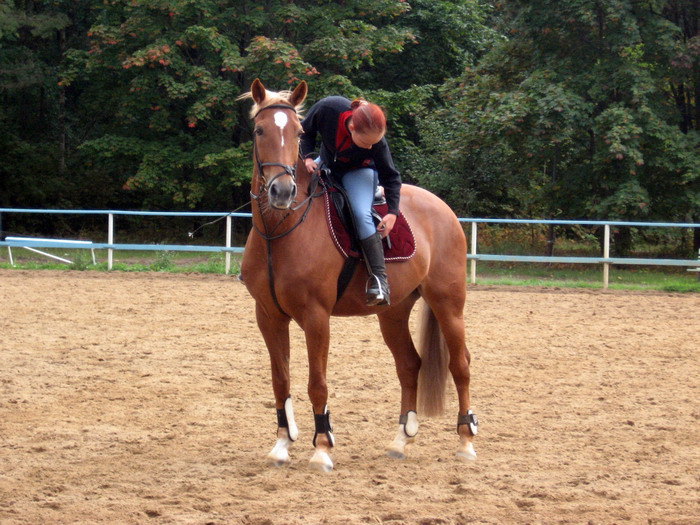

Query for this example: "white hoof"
[387,417,416,460]
[456,441,477,461]
[309,449,334,472]
[387,436,413,460]
[267,437,292,467]
[387,447,407,460]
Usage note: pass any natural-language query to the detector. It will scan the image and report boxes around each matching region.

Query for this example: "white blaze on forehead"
[274,111,288,147]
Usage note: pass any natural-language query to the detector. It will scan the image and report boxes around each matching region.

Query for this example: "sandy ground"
[0,269,697,524]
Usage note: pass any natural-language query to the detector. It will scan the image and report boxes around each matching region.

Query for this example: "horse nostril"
[270,184,279,197]
[291,184,298,199]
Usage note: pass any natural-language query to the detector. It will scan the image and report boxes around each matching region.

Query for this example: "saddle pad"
[323,188,416,262]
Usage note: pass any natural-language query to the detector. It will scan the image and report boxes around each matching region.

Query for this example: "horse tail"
[417,301,449,417]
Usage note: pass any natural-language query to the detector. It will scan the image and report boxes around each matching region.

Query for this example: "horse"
[239,78,477,472]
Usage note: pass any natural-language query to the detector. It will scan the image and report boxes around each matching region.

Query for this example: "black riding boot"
[360,233,390,306]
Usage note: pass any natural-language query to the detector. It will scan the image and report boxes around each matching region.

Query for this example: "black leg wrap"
[312,409,334,448]
[276,408,288,429]
[457,410,479,436]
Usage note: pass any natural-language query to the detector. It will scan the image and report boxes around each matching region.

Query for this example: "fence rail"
[1,208,698,288]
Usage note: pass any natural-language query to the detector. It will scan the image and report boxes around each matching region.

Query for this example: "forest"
[0,1,698,251]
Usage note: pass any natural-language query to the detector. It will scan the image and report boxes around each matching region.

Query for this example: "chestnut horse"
[240,79,477,472]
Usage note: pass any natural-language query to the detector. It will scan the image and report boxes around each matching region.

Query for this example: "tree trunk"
[545,224,556,257]
[58,28,67,176]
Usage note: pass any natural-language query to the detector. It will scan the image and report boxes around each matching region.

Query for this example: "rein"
[250,102,325,315]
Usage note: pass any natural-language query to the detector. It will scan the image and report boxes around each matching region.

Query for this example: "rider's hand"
[304,158,318,173]
[377,213,397,238]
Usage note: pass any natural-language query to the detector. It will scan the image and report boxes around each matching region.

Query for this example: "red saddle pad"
[323,188,416,262]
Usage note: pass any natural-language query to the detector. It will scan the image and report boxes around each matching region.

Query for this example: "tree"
[58,0,419,211]
[413,0,699,242]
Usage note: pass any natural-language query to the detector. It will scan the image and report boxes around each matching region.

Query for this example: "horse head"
[247,78,308,210]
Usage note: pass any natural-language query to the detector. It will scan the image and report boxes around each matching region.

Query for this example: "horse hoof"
[456,442,477,461]
[267,438,291,467]
[309,450,333,473]
[267,450,290,467]
[267,452,290,467]
[387,449,406,460]
[268,458,289,468]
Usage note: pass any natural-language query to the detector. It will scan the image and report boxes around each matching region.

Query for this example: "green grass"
[2,248,698,292]
[472,262,700,292]
[0,249,241,276]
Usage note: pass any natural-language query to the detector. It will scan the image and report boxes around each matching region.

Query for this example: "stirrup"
[366,274,389,306]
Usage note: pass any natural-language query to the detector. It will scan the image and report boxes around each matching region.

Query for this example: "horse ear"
[251,78,267,104]
[289,80,308,107]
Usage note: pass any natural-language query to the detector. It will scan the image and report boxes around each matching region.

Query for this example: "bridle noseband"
[251,103,299,198]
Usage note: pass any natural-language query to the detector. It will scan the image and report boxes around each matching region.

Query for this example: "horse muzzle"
[268,177,298,209]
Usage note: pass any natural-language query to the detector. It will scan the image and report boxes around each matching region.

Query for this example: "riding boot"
[360,233,390,306]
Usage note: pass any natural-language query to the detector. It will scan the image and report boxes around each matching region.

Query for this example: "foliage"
[0,0,697,259]
[411,0,699,239]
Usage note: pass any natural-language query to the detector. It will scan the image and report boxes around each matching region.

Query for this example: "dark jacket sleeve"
[373,139,402,215]
[300,102,324,159]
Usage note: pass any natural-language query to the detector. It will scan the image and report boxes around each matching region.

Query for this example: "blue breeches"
[341,168,379,240]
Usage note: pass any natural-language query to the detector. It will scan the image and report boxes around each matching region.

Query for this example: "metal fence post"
[225,215,232,274]
[108,213,114,271]
[470,222,477,284]
[603,224,610,289]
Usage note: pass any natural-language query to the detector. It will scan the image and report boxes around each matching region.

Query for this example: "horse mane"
[237,88,305,118]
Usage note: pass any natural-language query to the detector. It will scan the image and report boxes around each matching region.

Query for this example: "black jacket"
[300,96,401,215]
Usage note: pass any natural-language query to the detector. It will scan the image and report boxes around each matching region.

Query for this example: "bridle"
[249,102,324,239]
[251,103,300,199]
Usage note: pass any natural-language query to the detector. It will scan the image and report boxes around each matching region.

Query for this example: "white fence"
[1,208,698,288]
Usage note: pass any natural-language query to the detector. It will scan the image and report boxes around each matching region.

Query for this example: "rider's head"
[348,99,386,149]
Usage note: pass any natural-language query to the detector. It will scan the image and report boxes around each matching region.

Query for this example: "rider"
[300,96,401,306]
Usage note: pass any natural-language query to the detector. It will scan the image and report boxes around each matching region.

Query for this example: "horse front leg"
[255,303,297,467]
[378,304,422,460]
[300,308,334,472]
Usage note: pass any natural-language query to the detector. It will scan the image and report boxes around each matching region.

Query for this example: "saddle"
[321,177,416,262]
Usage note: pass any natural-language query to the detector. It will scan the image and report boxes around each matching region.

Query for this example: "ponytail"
[350,98,369,110]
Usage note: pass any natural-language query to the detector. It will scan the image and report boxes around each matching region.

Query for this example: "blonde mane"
[237,88,305,118]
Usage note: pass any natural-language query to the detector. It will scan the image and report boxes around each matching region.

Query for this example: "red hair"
[350,99,387,135]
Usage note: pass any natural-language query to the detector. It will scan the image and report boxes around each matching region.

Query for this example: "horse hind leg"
[378,299,422,460]
[420,285,477,461]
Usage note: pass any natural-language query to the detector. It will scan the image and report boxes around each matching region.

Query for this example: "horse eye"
[255,128,264,136]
